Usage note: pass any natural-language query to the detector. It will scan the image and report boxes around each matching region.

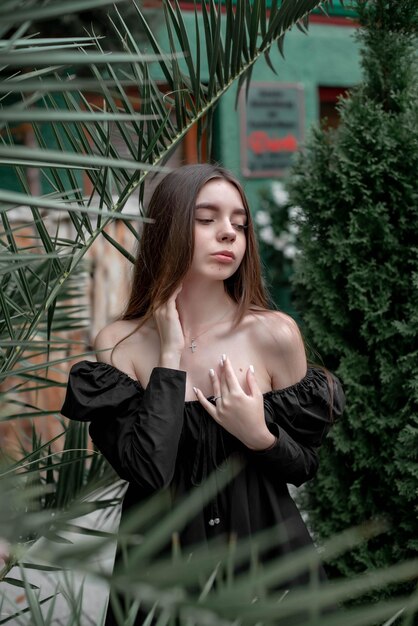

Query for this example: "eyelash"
[195,218,247,232]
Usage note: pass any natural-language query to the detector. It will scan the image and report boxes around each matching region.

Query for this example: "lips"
[212,250,236,260]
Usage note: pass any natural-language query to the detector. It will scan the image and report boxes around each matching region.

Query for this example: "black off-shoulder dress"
[61,362,345,624]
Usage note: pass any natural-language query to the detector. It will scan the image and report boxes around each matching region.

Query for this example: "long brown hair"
[122,163,270,325]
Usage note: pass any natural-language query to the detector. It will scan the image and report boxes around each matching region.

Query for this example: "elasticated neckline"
[89,360,316,404]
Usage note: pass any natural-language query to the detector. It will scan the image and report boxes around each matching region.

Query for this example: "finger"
[246,364,262,397]
[209,368,221,399]
[172,283,183,299]
[219,355,230,396]
[163,284,182,312]
[222,355,242,393]
[193,387,217,419]
[168,286,183,317]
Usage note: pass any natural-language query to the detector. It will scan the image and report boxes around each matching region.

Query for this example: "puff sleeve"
[60,361,186,494]
[250,367,345,487]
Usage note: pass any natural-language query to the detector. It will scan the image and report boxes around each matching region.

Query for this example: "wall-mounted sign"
[240,82,304,178]
[208,1,356,18]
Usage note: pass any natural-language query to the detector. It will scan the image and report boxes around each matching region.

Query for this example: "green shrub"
[287,0,418,599]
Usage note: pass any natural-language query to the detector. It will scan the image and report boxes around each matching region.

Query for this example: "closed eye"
[196,218,247,231]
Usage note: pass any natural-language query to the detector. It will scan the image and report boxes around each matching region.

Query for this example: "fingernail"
[209,368,215,377]
[222,353,227,364]
[193,387,198,395]
[249,364,255,374]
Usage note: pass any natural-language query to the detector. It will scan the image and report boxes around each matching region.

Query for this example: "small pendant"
[190,339,197,353]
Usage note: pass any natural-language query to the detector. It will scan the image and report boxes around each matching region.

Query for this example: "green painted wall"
[214,22,362,211]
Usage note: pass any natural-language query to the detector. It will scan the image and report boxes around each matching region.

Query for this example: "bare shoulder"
[247,309,307,389]
[247,309,302,347]
[94,319,144,366]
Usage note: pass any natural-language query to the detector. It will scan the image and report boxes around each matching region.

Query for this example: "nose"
[217,220,236,243]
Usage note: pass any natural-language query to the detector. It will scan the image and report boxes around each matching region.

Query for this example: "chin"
[210,264,239,277]
[195,269,236,284]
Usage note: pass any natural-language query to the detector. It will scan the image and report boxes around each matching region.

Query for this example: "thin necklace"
[185,310,231,353]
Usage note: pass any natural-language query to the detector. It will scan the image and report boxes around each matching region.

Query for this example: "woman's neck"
[176,278,236,335]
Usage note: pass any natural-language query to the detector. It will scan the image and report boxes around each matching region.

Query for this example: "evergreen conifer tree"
[288,0,418,596]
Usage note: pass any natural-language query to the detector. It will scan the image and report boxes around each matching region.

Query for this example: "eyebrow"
[195,202,247,217]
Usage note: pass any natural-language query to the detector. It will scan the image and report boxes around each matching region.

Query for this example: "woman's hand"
[194,356,276,451]
[154,284,185,368]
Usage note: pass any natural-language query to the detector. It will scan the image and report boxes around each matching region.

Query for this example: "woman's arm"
[262,311,307,391]
[88,365,186,494]
[248,423,321,487]
[193,311,307,450]
[194,356,275,450]
[63,287,187,495]
[195,358,337,487]
[193,312,342,487]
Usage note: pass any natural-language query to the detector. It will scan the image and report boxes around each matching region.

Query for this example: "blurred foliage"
[1,460,418,625]
[254,182,301,317]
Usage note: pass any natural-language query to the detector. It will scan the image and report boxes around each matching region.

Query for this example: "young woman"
[61,163,345,623]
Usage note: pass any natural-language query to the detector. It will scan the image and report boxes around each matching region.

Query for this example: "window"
[318,87,349,129]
